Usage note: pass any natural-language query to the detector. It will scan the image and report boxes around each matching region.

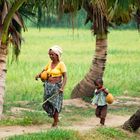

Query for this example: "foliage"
[26,9,91,29]
[0,0,27,60]
[22,0,140,33]
[26,10,136,30]
[82,0,140,35]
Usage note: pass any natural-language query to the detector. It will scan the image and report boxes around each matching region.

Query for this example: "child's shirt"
[92,89,107,106]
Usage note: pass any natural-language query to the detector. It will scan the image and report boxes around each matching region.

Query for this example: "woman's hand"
[35,74,40,80]
[59,88,64,93]
[35,70,45,80]
[59,72,67,93]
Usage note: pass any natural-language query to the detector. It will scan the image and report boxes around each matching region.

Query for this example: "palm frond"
[83,0,108,35]
[83,0,140,35]
[0,0,26,60]
[8,15,24,61]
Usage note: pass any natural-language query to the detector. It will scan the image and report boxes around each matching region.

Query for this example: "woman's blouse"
[44,61,66,77]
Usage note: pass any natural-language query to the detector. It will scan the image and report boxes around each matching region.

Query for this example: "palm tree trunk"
[122,109,140,132]
[71,34,107,98]
[0,43,7,119]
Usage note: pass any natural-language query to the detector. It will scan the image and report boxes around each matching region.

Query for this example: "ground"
[0,96,140,139]
[0,114,129,139]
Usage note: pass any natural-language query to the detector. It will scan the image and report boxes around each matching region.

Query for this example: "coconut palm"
[71,0,140,98]
[0,0,28,118]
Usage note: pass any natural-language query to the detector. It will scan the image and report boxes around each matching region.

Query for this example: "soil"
[0,97,137,139]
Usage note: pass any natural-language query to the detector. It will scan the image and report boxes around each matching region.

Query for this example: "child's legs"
[100,105,107,125]
[95,106,101,118]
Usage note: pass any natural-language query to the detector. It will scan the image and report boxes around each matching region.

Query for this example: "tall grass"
[5,28,140,104]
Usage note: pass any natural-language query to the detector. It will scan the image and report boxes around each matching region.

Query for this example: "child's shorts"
[96,105,107,118]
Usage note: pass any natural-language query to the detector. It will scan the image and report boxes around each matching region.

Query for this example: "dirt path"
[0,125,50,139]
[63,114,129,131]
[0,114,130,139]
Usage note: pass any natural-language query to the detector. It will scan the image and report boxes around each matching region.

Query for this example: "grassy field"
[5,28,140,103]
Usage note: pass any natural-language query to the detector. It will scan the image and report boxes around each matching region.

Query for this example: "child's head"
[94,78,103,88]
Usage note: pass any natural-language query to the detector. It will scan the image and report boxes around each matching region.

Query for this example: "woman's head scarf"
[49,45,63,60]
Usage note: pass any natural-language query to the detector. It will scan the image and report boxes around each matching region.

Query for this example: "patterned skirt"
[42,81,63,117]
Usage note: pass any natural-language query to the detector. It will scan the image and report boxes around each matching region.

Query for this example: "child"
[92,78,109,126]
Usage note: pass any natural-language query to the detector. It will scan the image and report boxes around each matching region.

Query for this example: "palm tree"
[71,0,140,98]
[0,0,27,118]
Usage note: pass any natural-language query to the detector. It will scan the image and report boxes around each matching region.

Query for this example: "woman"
[35,45,67,127]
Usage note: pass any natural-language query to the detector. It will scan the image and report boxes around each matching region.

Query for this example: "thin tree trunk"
[122,109,140,132]
[0,44,7,119]
[71,34,107,98]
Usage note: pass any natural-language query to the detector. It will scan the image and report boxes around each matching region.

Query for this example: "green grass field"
[5,28,140,103]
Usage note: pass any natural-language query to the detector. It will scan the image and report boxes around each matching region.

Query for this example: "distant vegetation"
[25,9,137,30]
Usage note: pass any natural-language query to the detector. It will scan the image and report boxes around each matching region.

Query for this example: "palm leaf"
[13,12,24,28]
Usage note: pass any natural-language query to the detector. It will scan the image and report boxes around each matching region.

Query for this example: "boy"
[92,78,109,126]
